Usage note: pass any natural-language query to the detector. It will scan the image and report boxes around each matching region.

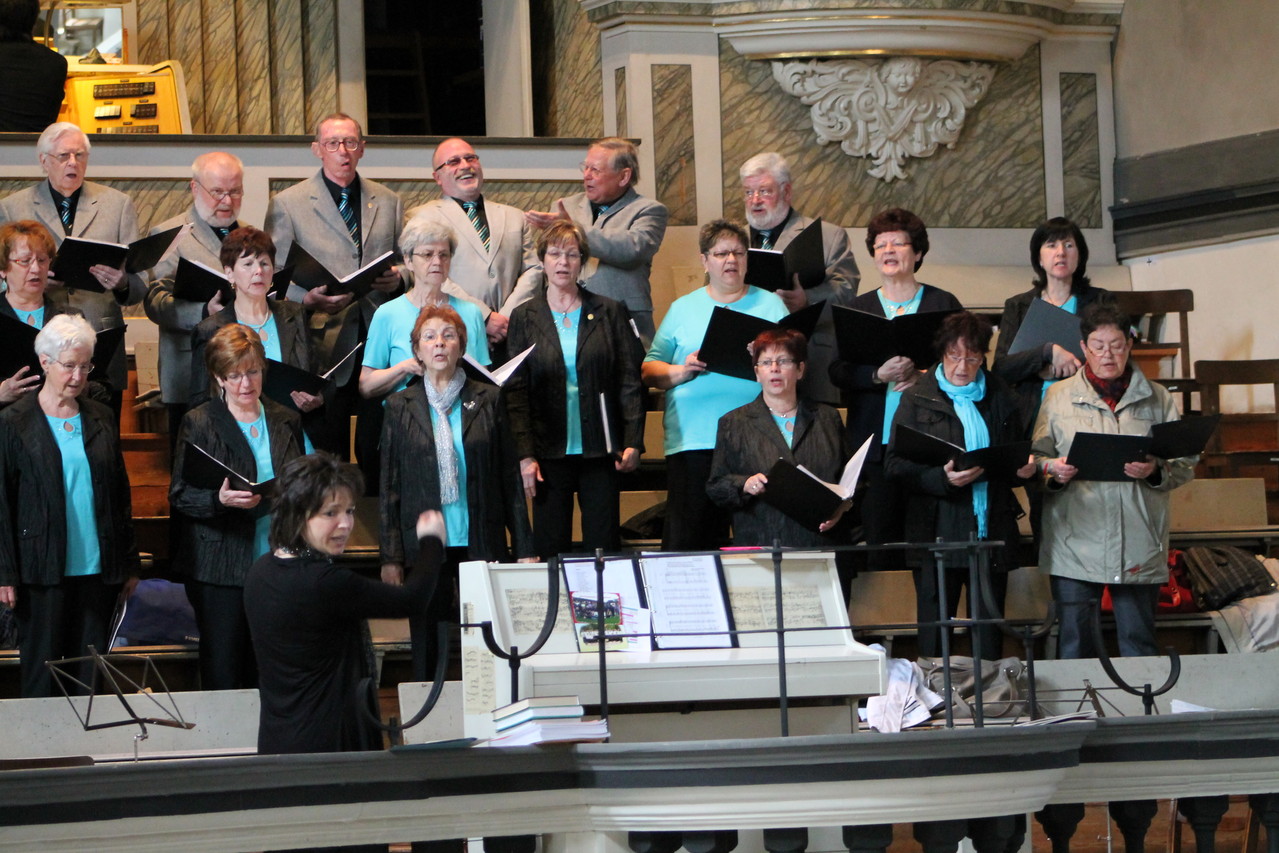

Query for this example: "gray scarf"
[424,370,466,504]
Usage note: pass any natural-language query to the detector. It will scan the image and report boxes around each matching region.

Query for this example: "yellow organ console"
[61,60,192,134]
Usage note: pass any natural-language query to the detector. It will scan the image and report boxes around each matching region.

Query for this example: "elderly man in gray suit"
[405,137,540,348]
[0,121,146,415]
[526,137,667,344]
[740,152,861,405]
[265,112,404,466]
[143,151,245,439]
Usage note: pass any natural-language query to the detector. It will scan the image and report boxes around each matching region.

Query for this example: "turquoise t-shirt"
[428,400,470,548]
[236,403,274,560]
[242,315,282,362]
[14,306,44,328]
[1040,294,1078,401]
[363,292,490,396]
[555,306,583,455]
[47,413,101,577]
[771,410,796,448]
[876,286,926,445]
[645,286,788,455]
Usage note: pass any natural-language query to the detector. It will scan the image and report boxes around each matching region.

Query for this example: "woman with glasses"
[0,314,138,697]
[379,305,532,680]
[829,208,963,571]
[1032,303,1193,659]
[170,323,307,689]
[707,328,850,552]
[360,219,489,400]
[0,220,70,404]
[505,220,645,560]
[642,219,787,551]
[885,312,1035,659]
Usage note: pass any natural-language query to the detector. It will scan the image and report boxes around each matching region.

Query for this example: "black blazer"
[188,300,314,406]
[707,396,850,549]
[828,284,964,463]
[0,394,137,586]
[991,285,1112,434]
[380,378,533,568]
[505,285,645,460]
[883,369,1027,571]
[169,397,306,586]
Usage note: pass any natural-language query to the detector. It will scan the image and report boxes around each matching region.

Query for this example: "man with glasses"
[0,121,146,417]
[406,138,540,353]
[144,152,247,438]
[526,136,667,344]
[265,112,405,462]
[740,152,860,405]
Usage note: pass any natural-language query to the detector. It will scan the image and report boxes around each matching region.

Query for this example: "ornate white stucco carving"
[773,57,996,182]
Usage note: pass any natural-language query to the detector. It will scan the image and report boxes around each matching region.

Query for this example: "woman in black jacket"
[505,220,645,559]
[0,314,138,697]
[170,323,307,690]
[885,312,1035,659]
[992,217,1112,434]
[0,220,69,404]
[380,304,533,680]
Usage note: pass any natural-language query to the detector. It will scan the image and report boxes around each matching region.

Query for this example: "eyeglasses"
[743,187,779,201]
[873,240,912,252]
[195,179,244,201]
[433,153,479,172]
[224,369,262,384]
[709,250,746,260]
[10,254,51,268]
[944,353,984,367]
[319,138,362,152]
[419,329,460,343]
[45,150,87,164]
[54,360,94,375]
[544,248,581,261]
[756,357,798,369]
[580,162,614,177]
[411,249,452,261]
[1086,340,1129,355]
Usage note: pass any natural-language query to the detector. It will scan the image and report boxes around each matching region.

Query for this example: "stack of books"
[488,696,609,747]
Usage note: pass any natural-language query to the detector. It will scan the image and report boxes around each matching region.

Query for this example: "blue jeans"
[1051,575,1160,659]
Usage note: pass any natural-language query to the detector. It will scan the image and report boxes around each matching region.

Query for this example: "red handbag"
[1100,550,1199,614]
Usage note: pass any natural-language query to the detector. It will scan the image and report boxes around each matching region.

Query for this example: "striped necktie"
[462,201,490,252]
[58,197,73,234]
[338,186,360,250]
[760,232,773,251]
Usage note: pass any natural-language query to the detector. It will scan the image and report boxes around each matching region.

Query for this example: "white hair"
[36,122,90,159]
[739,152,791,186]
[34,313,96,361]
[400,217,457,255]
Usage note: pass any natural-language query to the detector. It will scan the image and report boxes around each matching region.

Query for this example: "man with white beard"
[740,152,860,404]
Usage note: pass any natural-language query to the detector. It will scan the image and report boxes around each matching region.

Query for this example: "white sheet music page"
[641,553,733,649]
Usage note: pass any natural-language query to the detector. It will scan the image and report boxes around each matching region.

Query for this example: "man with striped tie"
[266,113,406,462]
[405,137,540,351]
[144,151,247,440]
[0,122,146,417]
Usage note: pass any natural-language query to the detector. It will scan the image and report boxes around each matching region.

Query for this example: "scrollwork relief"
[773,57,996,182]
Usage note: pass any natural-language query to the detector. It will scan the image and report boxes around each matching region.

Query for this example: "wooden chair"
[1111,289,1196,407]
[1193,358,1279,485]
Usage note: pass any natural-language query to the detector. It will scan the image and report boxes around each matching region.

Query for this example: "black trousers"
[532,455,620,560]
[408,546,467,683]
[186,579,257,690]
[912,561,1008,660]
[17,575,120,698]
[662,450,731,552]
[858,459,908,572]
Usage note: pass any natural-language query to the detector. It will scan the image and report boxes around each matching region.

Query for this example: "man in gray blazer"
[0,121,146,414]
[265,112,404,463]
[741,152,861,405]
[526,137,667,343]
[143,151,245,438]
[405,137,540,347]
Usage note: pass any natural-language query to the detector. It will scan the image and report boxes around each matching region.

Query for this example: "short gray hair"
[591,137,640,184]
[739,152,791,187]
[36,122,90,159]
[400,217,457,256]
[35,313,96,361]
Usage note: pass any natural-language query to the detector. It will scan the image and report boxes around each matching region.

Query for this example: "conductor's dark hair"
[0,0,40,42]
[1029,216,1091,293]
[269,452,364,554]
[1079,302,1132,340]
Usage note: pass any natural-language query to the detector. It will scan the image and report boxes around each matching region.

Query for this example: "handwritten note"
[728,585,827,631]
[462,646,496,715]
[504,588,573,639]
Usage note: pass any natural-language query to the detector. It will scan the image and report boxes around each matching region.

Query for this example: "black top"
[245,534,444,755]
[828,284,964,463]
[0,41,67,133]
